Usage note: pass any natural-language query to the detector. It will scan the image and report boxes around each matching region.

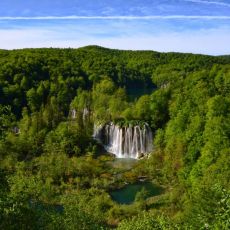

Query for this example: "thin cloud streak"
[1,15,230,20]
[185,0,230,8]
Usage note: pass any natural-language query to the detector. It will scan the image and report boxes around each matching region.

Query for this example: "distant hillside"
[1,46,229,117]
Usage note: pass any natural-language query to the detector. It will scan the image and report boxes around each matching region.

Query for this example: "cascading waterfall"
[93,122,153,159]
[93,124,103,143]
[70,108,90,121]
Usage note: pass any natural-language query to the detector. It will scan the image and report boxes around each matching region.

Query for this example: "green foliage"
[117,212,171,230]
[135,187,149,202]
[56,190,111,229]
[149,88,170,129]
[182,184,230,229]
[0,46,230,229]
[44,121,89,156]
[92,78,128,123]
[0,105,15,139]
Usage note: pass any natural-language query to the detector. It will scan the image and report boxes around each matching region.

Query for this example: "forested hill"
[1,45,230,118]
[0,46,230,229]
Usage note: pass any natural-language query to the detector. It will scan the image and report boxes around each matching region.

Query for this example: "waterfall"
[71,109,77,119]
[70,108,89,121]
[93,122,153,159]
[93,124,103,143]
[83,108,89,121]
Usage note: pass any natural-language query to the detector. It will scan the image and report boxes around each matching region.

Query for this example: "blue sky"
[0,0,230,54]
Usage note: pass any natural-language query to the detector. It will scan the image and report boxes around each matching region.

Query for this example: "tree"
[26,88,40,112]
[0,105,15,139]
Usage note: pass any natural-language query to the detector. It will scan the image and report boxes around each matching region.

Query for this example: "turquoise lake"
[110,182,162,205]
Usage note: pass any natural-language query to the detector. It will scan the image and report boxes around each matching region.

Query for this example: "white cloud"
[0,15,230,20]
[0,26,230,55]
[99,30,230,55]
[0,28,52,48]
[185,0,230,8]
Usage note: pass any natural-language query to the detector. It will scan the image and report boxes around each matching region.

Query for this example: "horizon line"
[1,15,230,20]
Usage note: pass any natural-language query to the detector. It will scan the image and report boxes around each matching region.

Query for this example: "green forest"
[0,45,229,229]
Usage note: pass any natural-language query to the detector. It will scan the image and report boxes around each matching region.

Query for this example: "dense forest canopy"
[0,46,229,229]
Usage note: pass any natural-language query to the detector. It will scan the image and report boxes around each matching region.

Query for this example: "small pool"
[110,182,162,205]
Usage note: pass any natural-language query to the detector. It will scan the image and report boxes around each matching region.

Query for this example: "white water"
[70,108,89,121]
[93,123,153,159]
[71,109,77,119]
[93,124,103,143]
